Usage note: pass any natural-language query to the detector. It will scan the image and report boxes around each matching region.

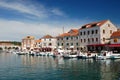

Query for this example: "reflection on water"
[0,52,120,80]
[100,60,120,80]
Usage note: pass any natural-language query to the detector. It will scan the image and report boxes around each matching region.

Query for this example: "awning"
[87,44,106,46]
[87,44,120,47]
[108,44,120,47]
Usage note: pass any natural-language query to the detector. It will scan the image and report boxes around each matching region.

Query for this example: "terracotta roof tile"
[57,29,79,37]
[23,36,35,39]
[111,30,120,37]
[35,39,41,43]
[79,20,108,29]
[41,34,53,39]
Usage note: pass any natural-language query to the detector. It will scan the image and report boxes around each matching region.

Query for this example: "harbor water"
[0,52,120,80]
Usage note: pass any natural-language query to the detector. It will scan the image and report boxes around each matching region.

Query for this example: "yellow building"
[22,36,35,51]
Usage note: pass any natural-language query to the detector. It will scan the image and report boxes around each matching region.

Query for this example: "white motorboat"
[39,52,46,56]
[16,51,28,55]
[63,52,77,58]
[96,51,120,60]
[77,52,96,59]
[109,54,120,59]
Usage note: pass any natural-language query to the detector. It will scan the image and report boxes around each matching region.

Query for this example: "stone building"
[21,36,35,51]
[109,30,120,53]
[57,29,79,51]
[40,35,57,52]
[79,20,117,52]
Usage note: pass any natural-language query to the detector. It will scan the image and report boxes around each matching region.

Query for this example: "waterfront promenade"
[0,52,120,80]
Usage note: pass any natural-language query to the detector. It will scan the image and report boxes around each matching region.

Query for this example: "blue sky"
[0,0,120,41]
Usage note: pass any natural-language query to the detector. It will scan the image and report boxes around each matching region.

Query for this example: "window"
[44,39,46,41]
[61,43,63,46]
[57,43,59,46]
[66,43,69,46]
[110,30,112,34]
[44,43,46,46]
[88,38,90,43]
[96,38,98,42]
[76,43,78,46]
[96,30,98,34]
[103,38,105,42]
[71,37,73,40]
[108,24,110,27]
[114,38,118,43]
[103,29,105,34]
[92,30,94,34]
[80,32,82,35]
[49,43,52,46]
[92,38,94,42]
[49,39,51,41]
[84,39,86,43]
[87,31,90,35]
[76,37,78,40]
[71,43,73,46]
[84,31,86,35]
[81,39,82,43]
[66,37,69,40]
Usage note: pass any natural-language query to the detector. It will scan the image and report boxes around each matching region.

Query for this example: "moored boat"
[63,51,77,59]
[16,51,28,55]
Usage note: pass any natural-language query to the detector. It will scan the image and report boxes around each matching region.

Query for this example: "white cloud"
[0,0,66,19]
[51,8,64,16]
[0,19,69,41]
[0,1,47,18]
[0,18,92,41]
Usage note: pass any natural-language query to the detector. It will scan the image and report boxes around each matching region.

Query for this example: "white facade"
[57,36,79,50]
[57,29,79,51]
[40,35,57,51]
[41,38,57,49]
[100,21,117,44]
[79,20,117,51]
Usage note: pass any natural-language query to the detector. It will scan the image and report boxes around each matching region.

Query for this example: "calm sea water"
[0,52,120,80]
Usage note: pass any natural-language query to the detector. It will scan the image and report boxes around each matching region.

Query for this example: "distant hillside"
[11,41,21,46]
[0,41,21,46]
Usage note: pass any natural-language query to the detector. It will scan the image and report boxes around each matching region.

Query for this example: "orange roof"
[111,30,120,37]
[79,20,108,29]
[57,29,79,37]
[35,39,41,43]
[68,29,78,33]
[41,34,53,39]
[23,36,35,39]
